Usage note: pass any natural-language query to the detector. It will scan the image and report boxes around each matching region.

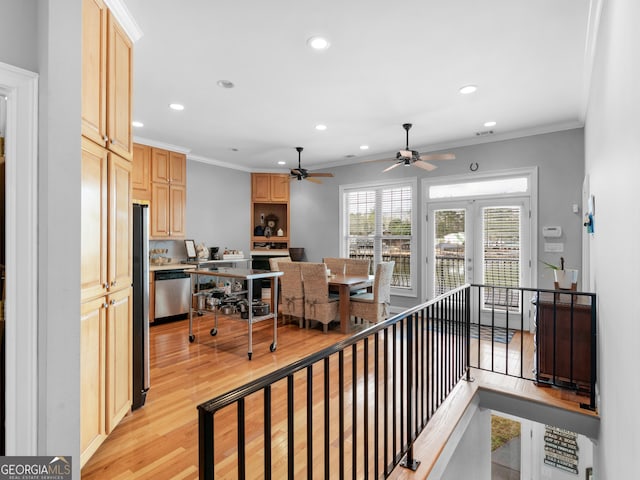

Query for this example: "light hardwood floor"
[81,314,593,479]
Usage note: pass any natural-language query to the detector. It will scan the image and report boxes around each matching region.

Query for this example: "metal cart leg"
[247,281,253,360]
[270,276,278,352]
[189,275,195,343]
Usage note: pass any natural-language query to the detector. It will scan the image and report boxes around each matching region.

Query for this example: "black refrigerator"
[132,203,150,409]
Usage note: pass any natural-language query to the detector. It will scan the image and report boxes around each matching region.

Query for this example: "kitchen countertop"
[150,263,197,272]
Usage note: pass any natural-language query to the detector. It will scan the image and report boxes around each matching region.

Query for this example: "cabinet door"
[132,143,151,201]
[80,296,107,467]
[169,151,186,186]
[106,287,132,433]
[150,182,170,237]
[81,138,108,302]
[270,174,290,201]
[81,0,108,147]
[151,148,170,183]
[170,184,186,238]
[108,154,132,293]
[252,173,271,201]
[106,11,133,160]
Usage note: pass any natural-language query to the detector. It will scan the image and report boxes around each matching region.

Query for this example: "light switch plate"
[544,242,564,253]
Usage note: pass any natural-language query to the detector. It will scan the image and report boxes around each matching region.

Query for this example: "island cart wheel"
[270,343,276,352]
[189,335,195,343]
[248,352,252,360]
[210,328,217,336]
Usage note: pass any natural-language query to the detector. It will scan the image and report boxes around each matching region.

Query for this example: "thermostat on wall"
[542,226,562,238]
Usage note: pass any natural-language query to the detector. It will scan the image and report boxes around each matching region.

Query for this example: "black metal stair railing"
[197,285,471,479]
[197,283,598,478]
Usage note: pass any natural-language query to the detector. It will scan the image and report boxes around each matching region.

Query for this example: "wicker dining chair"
[345,258,370,276]
[277,261,305,327]
[300,262,339,333]
[268,256,292,271]
[322,257,347,276]
[349,261,395,324]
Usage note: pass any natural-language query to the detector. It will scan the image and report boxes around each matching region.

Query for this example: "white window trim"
[421,167,538,302]
[0,61,39,454]
[339,177,418,297]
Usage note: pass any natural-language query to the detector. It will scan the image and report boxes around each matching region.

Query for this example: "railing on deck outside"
[197,283,597,478]
[198,286,471,479]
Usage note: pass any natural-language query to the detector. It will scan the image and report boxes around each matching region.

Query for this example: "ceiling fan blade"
[414,160,438,171]
[399,150,412,158]
[419,153,456,161]
[290,169,303,176]
[305,177,323,184]
[383,161,403,173]
[307,172,334,177]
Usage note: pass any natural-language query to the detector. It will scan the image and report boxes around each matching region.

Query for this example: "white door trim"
[421,167,538,303]
[0,61,39,455]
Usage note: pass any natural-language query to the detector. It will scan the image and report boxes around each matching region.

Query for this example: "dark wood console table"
[535,292,595,393]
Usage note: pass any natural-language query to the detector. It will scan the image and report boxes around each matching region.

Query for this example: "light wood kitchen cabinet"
[105,287,133,432]
[81,138,132,302]
[132,143,151,201]
[81,138,108,301]
[80,296,107,467]
[150,148,186,239]
[81,0,133,465]
[80,287,133,466]
[251,173,289,202]
[81,0,133,160]
[151,148,186,185]
[251,173,290,251]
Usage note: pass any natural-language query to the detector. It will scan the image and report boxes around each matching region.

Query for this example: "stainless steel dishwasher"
[154,269,191,320]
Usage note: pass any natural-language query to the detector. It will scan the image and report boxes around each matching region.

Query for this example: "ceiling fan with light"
[290,147,334,183]
[383,123,455,172]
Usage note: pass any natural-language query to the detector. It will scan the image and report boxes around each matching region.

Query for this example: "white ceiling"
[123,0,594,172]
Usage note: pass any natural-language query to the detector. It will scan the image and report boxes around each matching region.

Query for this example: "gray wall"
[584,0,640,477]
[185,160,251,256]
[440,407,491,480]
[0,0,38,72]
[291,129,585,309]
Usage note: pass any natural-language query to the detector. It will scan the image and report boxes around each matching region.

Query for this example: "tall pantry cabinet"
[80,0,134,467]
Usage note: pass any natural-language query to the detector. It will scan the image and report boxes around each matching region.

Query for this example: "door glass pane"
[434,209,466,295]
[482,206,521,312]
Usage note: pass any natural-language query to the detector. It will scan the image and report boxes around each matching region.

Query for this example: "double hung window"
[340,179,417,296]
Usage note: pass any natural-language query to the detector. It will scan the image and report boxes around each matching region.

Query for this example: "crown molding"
[187,154,253,172]
[133,136,191,154]
[581,0,604,119]
[104,0,144,43]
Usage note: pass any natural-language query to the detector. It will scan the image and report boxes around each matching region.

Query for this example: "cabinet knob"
[103,283,109,289]
[109,137,114,144]
[103,135,108,142]
[110,299,116,305]
[103,302,108,309]
[111,280,116,287]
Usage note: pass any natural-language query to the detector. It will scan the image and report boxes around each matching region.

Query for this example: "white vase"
[554,269,578,289]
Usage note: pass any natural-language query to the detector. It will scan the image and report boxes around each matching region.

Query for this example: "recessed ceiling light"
[484,121,497,127]
[307,36,330,50]
[315,124,327,131]
[359,145,369,150]
[277,161,286,165]
[217,80,235,89]
[231,148,239,152]
[132,121,144,128]
[345,154,356,158]
[169,103,185,111]
[459,85,477,95]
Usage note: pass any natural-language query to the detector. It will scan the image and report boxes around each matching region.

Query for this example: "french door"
[426,197,532,328]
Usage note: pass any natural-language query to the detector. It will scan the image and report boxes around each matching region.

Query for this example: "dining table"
[328,273,374,333]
